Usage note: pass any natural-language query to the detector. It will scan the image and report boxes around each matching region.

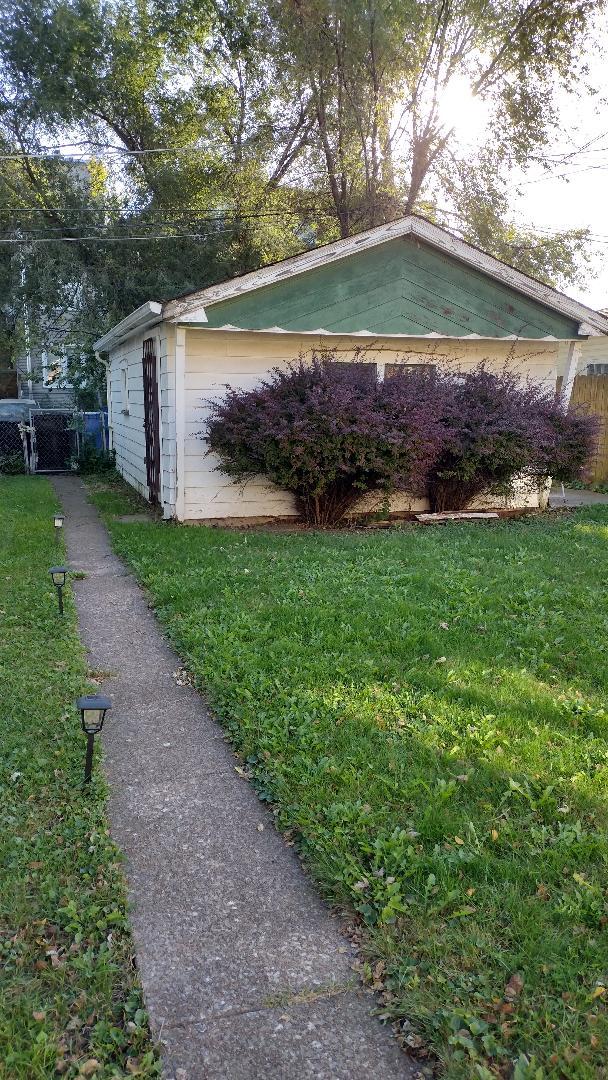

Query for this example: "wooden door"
[142,338,161,504]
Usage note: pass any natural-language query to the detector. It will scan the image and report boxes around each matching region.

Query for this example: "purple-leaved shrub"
[205,353,445,526]
[426,367,599,511]
[205,354,598,524]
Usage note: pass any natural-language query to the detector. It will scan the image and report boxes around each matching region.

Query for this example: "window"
[384,363,436,378]
[330,360,377,381]
[120,364,130,414]
[42,348,74,388]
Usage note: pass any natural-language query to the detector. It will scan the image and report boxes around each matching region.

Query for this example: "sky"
[440,30,608,309]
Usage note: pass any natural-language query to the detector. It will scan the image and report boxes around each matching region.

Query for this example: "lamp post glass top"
[49,566,68,587]
[77,694,111,734]
[54,515,64,529]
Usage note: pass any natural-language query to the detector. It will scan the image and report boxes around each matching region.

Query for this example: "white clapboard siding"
[107,326,175,513]
[557,336,608,375]
[181,328,559,520]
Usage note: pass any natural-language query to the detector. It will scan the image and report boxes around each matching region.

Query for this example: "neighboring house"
[15,348,76,410]
[94,215,608,522]
[557,333,608,377]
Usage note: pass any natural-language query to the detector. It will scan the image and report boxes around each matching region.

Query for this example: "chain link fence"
[0,407,109,474]
[0,419,28,474]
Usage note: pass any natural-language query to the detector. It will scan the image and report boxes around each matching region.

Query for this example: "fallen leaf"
[591,986,606,999]
[257,823,264,832]
[80,1061,100,1077]
[454,836,464,845]
[505,973,524,999]
[491,829,499,841]
[439,621,449,630]
[435,656,447,664]
[32,1011,45,1022]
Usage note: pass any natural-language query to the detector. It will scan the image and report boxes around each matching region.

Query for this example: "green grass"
[0,477,159,1079]
[89,480,608,1079]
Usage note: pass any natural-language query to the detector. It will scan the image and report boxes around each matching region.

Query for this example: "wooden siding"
[182,329,559,520]
[202,237,580,339]
[108,327,174,513]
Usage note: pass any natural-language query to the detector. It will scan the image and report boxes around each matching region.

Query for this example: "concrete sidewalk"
[52,476,414,1080]
[549,487,608,508]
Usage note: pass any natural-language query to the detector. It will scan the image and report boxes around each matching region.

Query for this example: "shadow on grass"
[100,501,608,1076]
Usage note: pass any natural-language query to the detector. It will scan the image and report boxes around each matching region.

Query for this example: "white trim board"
[94,301,163,353]
[178,323,570,342]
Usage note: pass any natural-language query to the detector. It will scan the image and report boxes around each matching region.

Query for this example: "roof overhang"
[94,301,163,354]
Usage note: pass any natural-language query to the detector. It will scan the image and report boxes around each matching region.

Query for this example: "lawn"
[91,479,608,1078]
[0,477,158,1079]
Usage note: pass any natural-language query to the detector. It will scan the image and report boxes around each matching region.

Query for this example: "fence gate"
[29,410,77,472]
[142,337,161,504]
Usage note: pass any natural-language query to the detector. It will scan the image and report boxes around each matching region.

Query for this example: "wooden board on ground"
[416,512,500,523]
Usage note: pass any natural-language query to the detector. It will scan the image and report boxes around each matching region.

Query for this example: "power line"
[0,145,226,161]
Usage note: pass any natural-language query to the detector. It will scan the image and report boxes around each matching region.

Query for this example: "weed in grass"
[88,477,608,1078]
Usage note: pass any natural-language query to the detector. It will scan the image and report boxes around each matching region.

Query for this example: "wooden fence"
[567,374,608,483]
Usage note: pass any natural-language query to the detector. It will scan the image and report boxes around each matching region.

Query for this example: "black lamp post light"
[77,695,112,783]
[53,513,64,542]
[49,565,68,615]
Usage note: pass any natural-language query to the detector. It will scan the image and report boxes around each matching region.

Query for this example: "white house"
[94,215,608,523]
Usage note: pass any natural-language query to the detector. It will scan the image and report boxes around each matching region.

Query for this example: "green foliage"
[0,0,600,398]
[72,442,117,475]
[91,475,608,1076]
[0,449,26,474]
[0,477,159,1078]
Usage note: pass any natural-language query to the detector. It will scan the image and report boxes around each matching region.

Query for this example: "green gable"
[202,236,579,339]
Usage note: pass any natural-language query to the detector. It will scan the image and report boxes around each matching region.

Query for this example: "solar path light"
[53,513,64,542]
[77,695,112,784]
[49,566,68,615]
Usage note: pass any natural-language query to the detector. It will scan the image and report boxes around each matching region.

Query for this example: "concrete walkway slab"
[52,476,416,1080]
[549,487,608,507]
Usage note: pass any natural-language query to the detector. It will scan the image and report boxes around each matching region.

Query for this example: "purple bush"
[205,353,445,526]
[205,355,599,524]
[426,367,599,511]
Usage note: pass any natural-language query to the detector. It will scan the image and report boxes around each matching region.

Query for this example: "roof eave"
[94,301,163,353]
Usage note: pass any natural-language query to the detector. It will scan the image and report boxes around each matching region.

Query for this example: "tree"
[270,0,600,271]
[0,0,603,401]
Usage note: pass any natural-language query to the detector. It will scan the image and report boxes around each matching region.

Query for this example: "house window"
[120,364,130,414]
[384,363,436,378]
[42,348,74,388]
[331,360,377,381]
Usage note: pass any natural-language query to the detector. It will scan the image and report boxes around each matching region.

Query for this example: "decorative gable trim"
[163,216,608,337]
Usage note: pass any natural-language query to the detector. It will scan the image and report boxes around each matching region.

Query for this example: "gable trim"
[163,216,608,337]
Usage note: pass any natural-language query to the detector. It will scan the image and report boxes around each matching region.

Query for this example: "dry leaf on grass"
[505,973,524,999]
